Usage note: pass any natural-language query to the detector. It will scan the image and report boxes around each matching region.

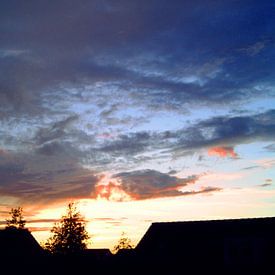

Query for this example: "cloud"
[96,109,275,160]
[109,169,220,200]
[36,141,78,157]
[255,159,275,169]
[34,114,79,145]
[0,148,100,204]
[168,169,178,175]
[0,169,100,205]
[0,49,29,58]
[257,179,272,187]
[0,0,274,121]
[0,1,275,208]
[264,143,275,152]
[1,109,273,204]
[238,41,266,56]
[208,146,238,158]
[28,218,59,224]
[0,217,59,228]
[27,227,52,232]
[180,186,222,196]
[93,217,127,222]
[258,183,272,188]
[242,166,259,171]
[242,159,275,171]
[171,109,275,156]
[95,181,131,202]
[99,132,153,156]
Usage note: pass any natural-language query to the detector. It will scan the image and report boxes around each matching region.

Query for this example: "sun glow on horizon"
[20,183,275,249]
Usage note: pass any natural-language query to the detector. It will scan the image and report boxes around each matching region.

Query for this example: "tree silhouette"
[6,207,26,229]
[112,232,134,254]
[44,202,89,255]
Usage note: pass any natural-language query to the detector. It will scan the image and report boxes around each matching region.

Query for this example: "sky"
[0,0,275,249]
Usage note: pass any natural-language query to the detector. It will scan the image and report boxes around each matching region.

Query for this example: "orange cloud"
[95,181,131,202]
[208,146,238,158]
[94,171,221,201]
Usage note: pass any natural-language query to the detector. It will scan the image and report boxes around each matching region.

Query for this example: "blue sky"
[0,0,275,247]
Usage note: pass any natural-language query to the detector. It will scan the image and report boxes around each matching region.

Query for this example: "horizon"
[2,214,275,249]
[0,0,275,249]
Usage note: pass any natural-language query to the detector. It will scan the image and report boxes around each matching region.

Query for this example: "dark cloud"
[257,183,272,188]
[181,109,275,148]
[171,109,275,155]
[0,169,99,205]
[0,0,274,120]
[180,186,222,196]
[111,169,218,200]
[0,147,100,204]
[97,109,275,159]
[99,132,152,156]
[36,141,77,157]
[168,170,177,175]
[260,183,272,187]
[0,151,26,186]
[34,115,79,145]
[258,179,273,187]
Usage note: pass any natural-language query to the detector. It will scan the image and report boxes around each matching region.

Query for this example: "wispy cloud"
[238,41,267,56]
[257,179,273,188]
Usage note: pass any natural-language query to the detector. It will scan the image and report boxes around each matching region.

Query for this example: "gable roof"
[136,217,275,252]
[0,228,44,257]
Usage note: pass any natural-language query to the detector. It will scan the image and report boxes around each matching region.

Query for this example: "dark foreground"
[1,217,275,275]
[1,250,275,275]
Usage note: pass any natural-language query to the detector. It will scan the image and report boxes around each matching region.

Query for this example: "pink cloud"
[208,146,238,158]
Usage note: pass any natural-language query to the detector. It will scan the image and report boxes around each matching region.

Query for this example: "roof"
[0,227,44,257]
[136,216,275,252]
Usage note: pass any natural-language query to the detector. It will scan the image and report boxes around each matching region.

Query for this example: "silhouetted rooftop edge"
[151,216,275,225]
[136,216,275,251]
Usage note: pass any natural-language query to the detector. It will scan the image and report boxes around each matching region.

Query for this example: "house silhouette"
[1,217,274,275]
[0,227,45,257]
[134,217,275,275]
[0,227,46,274]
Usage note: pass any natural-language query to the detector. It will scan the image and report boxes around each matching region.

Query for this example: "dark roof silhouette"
[0,227,44,258]
[136,216,275,252]
[135,216,275,274]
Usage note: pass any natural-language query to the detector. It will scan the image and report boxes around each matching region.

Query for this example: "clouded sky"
[1,0,275,248]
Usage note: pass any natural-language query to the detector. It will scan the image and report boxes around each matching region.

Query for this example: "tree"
[44,202,89,255]
[112,232,134,254]
[6,207,26,229]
